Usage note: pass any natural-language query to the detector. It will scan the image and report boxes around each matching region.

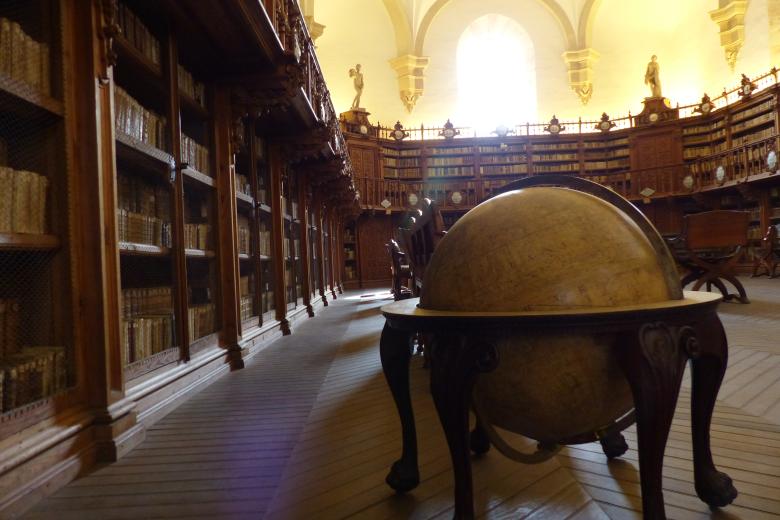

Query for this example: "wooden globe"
[419,186,682,444]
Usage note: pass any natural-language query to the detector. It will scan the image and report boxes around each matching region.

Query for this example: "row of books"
[584,159,629,170]
[120,286,173,365]
[117,2,161,66]
[0,167,47,234]
[121,315,174,365]
[583,138,628,148]
[427,157,472,167]
[184,223,212,251]
[344,248,356,260]
[261,288,275,314]
[383,157,420,168]
[117,209,172,248]
[181,135,211,176]
[533,163,580,173]
[731,112,774,134]
[531,153,578,162]
[0,17,51,96]
[122,287,173,318]
[428,146,472,155]
[177,65,206,108]
[239,275,253,297]
[427,167,474,177]
[118,173,170,219]
[344,265,357,280]
[733,127,774,147]
[683,142,728,159]
[1,346,67,412]
[732,99,773,122]
[114,86,167,150]
[238,216,250,255]
[240,295,254,321]
[480,165,527,176]
[748,225,763,240]
[683,122,725,136]
[531,142,578,151]
[282,238,302,258]
[584,150,629,159]
[259,230,272,256]
[480,154,526,164]
[0,300,20,359]
[478,145,525,153]
[683,129,728,144]
[188,303,215,340]
[236,175,252,196]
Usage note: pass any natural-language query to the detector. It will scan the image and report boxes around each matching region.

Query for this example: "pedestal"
[379,295,738,520]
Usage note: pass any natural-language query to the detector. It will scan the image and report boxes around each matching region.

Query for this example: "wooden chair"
[398,198,446,296]
[386,238,413,300]
[752,225,780,278]
[675,210,750,303]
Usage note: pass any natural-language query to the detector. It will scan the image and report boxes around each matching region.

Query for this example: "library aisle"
[24,279,780,519]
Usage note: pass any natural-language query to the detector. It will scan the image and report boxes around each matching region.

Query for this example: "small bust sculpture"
[349,64,364,109]
[645,55,662,98]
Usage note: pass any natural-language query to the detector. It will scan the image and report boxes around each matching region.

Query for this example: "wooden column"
[214,86,243,368]
[298,174,314,316]
[269,144,290,334]
[77,0,141,460]
[328,207,338,299]
[314,197,328,305]
[164,28,191,360]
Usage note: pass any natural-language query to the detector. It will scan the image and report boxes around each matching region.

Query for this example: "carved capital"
[388,54,430,113]
[562,48,600,105]
[96,0,120,84]
[710,1,749,72]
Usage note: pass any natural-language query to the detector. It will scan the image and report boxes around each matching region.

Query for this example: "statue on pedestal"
[644,55,662,98]
[349,64,364,109]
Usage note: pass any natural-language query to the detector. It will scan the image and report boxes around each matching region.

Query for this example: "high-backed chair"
[398,198,446,295]
[676,210,750,303]
[752,225,779,278]
[386,238,413,300]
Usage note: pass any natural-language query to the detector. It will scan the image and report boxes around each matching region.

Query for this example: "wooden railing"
[355,134,780,210]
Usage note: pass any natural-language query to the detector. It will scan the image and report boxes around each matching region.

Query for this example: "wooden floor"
[23,278,780,519]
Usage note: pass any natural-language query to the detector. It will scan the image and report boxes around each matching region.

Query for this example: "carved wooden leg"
[599,431,629,459]
[616,323,688,520]
[688,316,738,508]
[469,417,491,455]
[430,335,494,520]
[379,322,419,492]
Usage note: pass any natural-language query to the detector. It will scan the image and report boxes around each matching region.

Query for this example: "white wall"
[313,0,774,128]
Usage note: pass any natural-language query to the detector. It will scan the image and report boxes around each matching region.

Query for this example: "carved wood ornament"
[97,0,120,84]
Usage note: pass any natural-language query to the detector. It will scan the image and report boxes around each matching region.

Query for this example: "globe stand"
[379,294,738,520]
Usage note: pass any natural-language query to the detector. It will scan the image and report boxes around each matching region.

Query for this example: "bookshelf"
[0,0,73,418]
[343,220,357,287]
[682,115,727,161]
[477,143,528,178]
[425,144,475,179]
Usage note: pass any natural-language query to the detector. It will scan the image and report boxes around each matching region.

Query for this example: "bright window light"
[456,14,536,135]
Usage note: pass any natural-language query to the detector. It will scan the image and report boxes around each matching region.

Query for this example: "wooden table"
[380,293,738,520]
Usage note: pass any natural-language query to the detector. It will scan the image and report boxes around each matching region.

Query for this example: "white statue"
[349,64,364,109]
[645,55,662,98]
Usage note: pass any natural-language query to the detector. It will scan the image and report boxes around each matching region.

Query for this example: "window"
[456,14,537,135]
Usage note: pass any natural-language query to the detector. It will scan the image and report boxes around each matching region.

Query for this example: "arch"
[577,0,604,48]
[414,0,577,55]
[382,0,414,55]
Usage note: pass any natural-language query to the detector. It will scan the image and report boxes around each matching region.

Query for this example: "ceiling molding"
[382,0,414,55]
[577,0,604,48]
[414,0,578,55]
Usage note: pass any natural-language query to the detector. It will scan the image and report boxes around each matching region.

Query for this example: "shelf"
[119,242,170,256]
[236,192,254,206]
[258,203,272,214]
[0,73,64,117]
[259,254,271,261]
[182,167,216,189]
[0,232,60,251]
[238,253,251,260]
[185,248,216,258]
[116,131,175,171]
[730,118,775,136]
[114,34,163,83]
[344,241,356,246]
[179,91,210,120]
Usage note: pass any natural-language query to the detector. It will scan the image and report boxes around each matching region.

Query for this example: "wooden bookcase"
[0,0,357,514]
[0,0,74,425]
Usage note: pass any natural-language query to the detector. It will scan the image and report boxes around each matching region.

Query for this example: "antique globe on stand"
[419,180,683,447]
